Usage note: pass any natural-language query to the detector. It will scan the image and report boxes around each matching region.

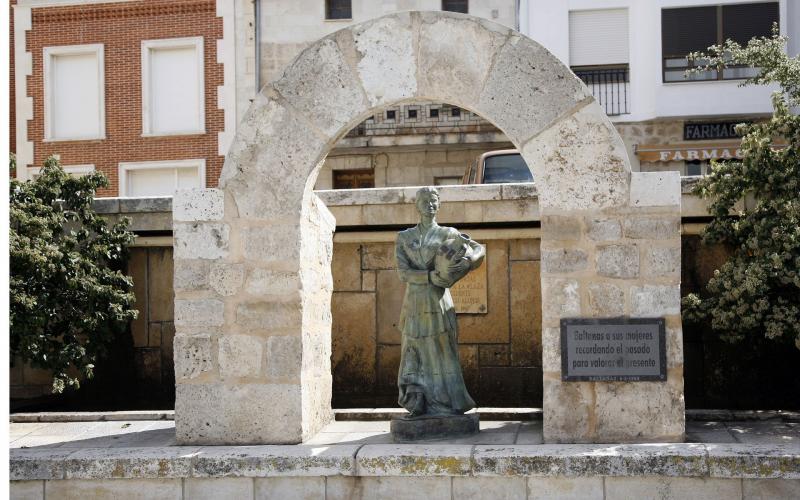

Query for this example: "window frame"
[325,0,352,21]
[118,159,206,197]
[43,43,106,142]
[141,37,206,137]
[28,164,96,178]
[442,0,468,14]
[661,2,779,84]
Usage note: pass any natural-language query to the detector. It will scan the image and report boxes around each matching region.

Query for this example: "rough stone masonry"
[172,10,684,444]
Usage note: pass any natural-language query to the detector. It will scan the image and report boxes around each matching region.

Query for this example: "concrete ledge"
[11,443,800,481]
[10,411,175,423]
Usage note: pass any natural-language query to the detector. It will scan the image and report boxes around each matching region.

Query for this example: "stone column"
[172,188,335,444]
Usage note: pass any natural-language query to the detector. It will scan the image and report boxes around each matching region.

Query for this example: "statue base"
[390,413,480,443]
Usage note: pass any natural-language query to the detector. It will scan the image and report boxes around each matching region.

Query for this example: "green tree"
[682,28,800,349]
[10,156,138,392]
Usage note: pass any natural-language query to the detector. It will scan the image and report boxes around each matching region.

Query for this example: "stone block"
[273,38,366,138]
[44,479,182,500]
[266,336,302,379]
[184,478,254,500]
[417,12,508,106]
[173,260,210,292]
[173,335,213,380]
[630,171,681,207]
[543,378,594,442]
[362,242,396,270]
[521,102,629,212]
[742,479,800,499]
[173,223,230,260]
[353,12,416,107]
[173,188,224,221]
[358,477,451,500]
[362,270,377,291]
[377,270,404,344]
[244,269,300,296]
[255,477,324,500]
[175,383,302,444]
[209,263,245,297]
[509,238,540,261]
[541,215,582,241]
[541,248,588,274]
[458,241,510,343]
[220,94,323,219]
[175,299,224,328]
[190,445,358,477]
[237,301,302,331]
[541,279,580,320]
[596,244,639,279]
[325,477,359,500]
[332,293,376,394]
[332,243,362,291]
[528,477,603,500]
[459,345,479,390]
[705,444,800,478]
[631,285,681,317]
[479,344,510,366]
[10,480,43,500]
[646,247,681,277]
[357,444,473,475]
[10,449,75,480]
[218,335,262,378]
[478,33,590,145]
[587,283,625,317]
[622,217,680,240]
[586,218,622,241]
[146,247,174,322]
[242,225,300,262]
[541,327,561,372]
[453,477,527,499]
[119,197,171,213]
[605,477,741,500]
[510,260,541,366]
[594,381,685,441]
[377,345,401,390]
[60,448,198,479]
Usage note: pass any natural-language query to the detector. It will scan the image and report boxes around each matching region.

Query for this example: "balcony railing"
[572,65,630,116]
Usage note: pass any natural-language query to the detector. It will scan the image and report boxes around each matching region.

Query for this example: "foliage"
[682,27,800,349]
[10,156,138,392]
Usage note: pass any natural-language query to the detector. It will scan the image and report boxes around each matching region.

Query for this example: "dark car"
[461,149,533,184]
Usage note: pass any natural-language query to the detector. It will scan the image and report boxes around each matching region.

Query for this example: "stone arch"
[173,11,684,445]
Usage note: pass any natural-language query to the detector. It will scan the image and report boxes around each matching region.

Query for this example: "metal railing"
[572,66,630,116]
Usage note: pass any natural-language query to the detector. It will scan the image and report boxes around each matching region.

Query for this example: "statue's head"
[415,187,440,218]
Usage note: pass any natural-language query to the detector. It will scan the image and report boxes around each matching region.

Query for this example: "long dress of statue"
[395,187,486,417]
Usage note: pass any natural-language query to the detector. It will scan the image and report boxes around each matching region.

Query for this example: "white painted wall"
[521,0,794,122]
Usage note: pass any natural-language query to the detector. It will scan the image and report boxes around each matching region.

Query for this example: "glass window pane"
[723,2,779,46]
[661,6,717,56]
[483,154,533,184]
[723,66,760,79]
[326,0,351,19]
[442,1,468,14]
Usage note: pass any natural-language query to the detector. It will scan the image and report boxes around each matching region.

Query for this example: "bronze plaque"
[451,258,488,314]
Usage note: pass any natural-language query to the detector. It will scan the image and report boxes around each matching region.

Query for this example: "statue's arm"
[466,238,486,270]
[396,237,429,285]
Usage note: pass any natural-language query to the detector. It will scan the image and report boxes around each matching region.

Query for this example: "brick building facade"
[12,0,236,196]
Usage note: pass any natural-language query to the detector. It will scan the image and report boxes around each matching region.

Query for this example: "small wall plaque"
[451,258,488,314]
[560,318,666,382]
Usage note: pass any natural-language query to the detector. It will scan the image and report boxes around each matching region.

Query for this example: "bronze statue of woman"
[395,186,485,417]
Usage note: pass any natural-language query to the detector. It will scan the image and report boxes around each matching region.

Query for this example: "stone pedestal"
[391,413,480,443]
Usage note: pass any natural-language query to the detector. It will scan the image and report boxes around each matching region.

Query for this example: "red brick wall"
[25,0,223,196]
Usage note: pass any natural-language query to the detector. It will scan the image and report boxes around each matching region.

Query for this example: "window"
[118,159,205,197]
[662,2,779,82]
[44,44,105,141]
[386,110,396,120]
[442,1,468,14]
[333,169,374,189]
[407,109,418,119]
[29,164,95,179]
[326,0,351,20]
[451,107,461,118]
[142,37,205,136]
[429,108,439,119]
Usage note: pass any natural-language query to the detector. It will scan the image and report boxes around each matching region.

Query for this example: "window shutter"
[569,9,629,67]
[661,6,717,56]
[723,2,779,46]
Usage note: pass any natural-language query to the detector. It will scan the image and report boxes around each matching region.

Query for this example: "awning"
[635,143,743,162]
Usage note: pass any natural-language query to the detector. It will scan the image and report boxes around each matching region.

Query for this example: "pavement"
[9,417,800,449]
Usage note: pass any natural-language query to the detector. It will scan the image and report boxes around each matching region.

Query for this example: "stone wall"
[330,236,542,408]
